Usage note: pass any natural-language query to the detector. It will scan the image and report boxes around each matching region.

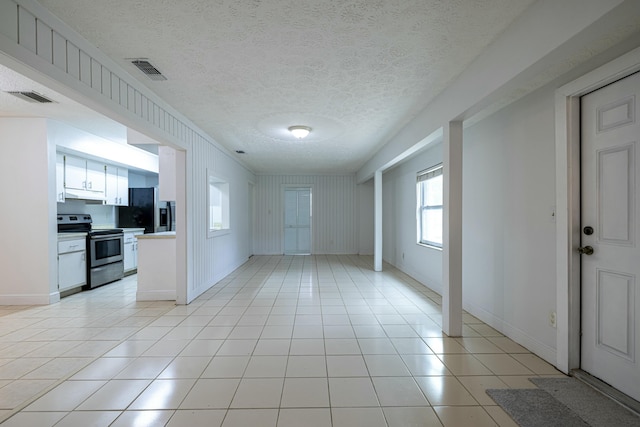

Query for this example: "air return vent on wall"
[6,91,55,103]
[131,59,167,81]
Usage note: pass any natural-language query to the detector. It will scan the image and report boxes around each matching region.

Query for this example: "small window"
[417,164,443,248]
[208,173,229,237]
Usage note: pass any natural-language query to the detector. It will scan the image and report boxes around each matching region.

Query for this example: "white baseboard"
[49,291,60,304]
[388,260,559,368]
[136,290,176,301]
[464,301,557,366]
[0,293,53,305]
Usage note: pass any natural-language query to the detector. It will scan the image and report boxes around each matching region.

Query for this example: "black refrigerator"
[117,187,173,233]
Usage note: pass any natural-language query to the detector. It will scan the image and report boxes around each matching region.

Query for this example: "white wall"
[463,84,558,361]
[382,144,444,294]
[128,171,159,188]
[187,140,255,301]
[380,85,558,361]
[254,175,357,255]
[0,118,58,304]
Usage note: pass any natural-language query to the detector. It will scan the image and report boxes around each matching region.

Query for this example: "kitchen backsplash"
[58,200,116,227]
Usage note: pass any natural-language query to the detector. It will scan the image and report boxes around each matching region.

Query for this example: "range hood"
[63,188,106,203]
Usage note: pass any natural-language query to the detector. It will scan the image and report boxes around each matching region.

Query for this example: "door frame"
[281,184,314,255]
[555,46,640,373]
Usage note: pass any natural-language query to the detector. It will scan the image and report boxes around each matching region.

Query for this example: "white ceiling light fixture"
[288,125,311,139]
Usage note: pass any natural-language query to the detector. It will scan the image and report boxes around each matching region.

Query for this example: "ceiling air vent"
[6,91,55,103]
[131,59,167,81]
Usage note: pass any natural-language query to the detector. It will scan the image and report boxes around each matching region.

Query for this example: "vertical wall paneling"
[90,58,101,92]
[110,72,118,102]
[35,20,52,62]
[79,50,90,86]
[0,0,18,42]
[135,91,142,116]
[100,66,110,97]
[254,175,357,255]
[127,85,135,113]
[17,7,36,53]
[66,41,79,79]
[141,95,148,120]
[118,80,127,108]
[51,31,65,70]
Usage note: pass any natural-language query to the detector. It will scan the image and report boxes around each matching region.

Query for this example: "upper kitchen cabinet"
[105,165,129,206]
[63,155,106,200]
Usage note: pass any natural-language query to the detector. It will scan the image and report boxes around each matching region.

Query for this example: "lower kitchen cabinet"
[123,230,144,274]
[58,238,86,292]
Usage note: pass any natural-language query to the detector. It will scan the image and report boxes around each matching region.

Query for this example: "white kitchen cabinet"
[86,160,106,193]
[56,153,65,202]
[64,155,87,190]
[58,238,86,292]
[63,155,106,195]
[123,230,143,273]
[105,165,129,206]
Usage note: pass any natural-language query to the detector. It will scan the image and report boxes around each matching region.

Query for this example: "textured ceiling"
[36,0,536,174]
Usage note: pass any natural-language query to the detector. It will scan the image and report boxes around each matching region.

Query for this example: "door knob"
[578,246,594,255]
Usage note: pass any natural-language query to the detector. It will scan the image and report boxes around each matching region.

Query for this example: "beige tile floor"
[0,255,564,426]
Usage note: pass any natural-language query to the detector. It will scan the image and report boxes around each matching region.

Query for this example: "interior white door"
[581,71,640,401]
[284,188,311,254]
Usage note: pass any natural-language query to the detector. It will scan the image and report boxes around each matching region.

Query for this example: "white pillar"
[175,148,188,305]
[374,170,383,272]
[442,121,463,337]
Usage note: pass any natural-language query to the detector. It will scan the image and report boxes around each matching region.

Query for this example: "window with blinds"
[417,164,443,248]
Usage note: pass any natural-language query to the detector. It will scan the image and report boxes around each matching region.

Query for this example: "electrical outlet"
[549,311,557,328]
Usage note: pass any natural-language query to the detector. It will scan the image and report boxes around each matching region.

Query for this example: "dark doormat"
[531,377,640,427]
[486,389,589,427]
[487,377,640,427]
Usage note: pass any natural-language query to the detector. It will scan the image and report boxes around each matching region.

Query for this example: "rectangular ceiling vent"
[6,91,55,103]
[131,59,167,81]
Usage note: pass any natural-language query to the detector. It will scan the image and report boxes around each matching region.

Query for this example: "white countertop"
[137,231,176,239]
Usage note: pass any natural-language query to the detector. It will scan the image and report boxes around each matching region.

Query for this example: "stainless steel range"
[57,214,125,288]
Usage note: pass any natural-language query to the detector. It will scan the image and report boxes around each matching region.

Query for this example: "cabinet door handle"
[82,180,86,189]
[87,181,92,189]
[81,253,85,261]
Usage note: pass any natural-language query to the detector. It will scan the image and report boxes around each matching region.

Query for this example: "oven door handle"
[90,234,124,241]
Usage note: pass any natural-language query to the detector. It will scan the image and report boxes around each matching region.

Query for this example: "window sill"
[208,229,231,239]
[417,242,443,251]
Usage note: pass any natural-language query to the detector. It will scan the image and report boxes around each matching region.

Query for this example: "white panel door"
[581,71,640,401]
[284,188,311,254]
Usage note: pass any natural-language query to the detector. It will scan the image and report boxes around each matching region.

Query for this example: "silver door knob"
[578,246,594,255]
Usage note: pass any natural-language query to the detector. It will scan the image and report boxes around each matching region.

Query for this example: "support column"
[175,148,188,305]
[442,121,463,337]
[374,169,383,272]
